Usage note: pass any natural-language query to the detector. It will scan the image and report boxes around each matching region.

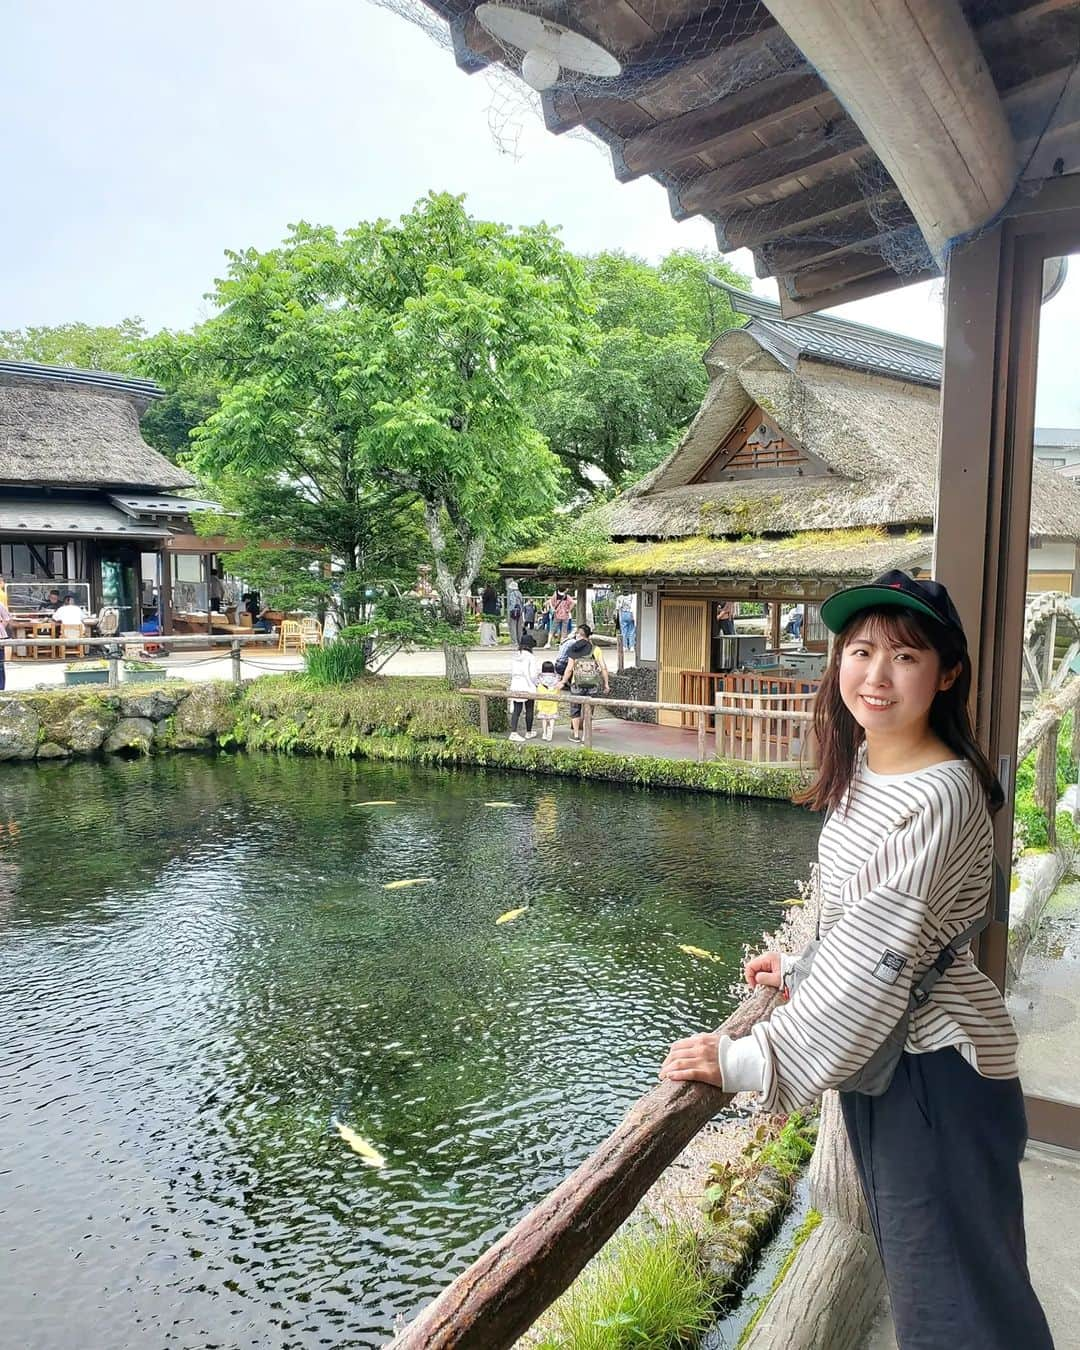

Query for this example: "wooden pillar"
[576,584,587,630]
[205,552,214,636]
[160,550,174,637]
[933,222,1041,988]
[770,597,782,652]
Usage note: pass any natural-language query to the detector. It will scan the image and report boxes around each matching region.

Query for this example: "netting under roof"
[370,0,1080,304]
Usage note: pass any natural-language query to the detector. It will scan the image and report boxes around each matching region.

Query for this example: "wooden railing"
[715,689,818,766]
[389,987,782,1349]
[0,633,278,686]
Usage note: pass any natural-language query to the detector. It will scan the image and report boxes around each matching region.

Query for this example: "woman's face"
[838,622,958,740]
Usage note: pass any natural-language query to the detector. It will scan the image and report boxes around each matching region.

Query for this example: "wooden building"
[0,360,234,635]
[505,286,1080,722]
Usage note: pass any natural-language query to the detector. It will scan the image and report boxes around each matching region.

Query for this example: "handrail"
[390,987,782,1349]
[1,634,278,649]
[462,686,714,716]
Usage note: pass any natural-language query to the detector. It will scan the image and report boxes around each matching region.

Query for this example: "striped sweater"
[720,755,1020,1113]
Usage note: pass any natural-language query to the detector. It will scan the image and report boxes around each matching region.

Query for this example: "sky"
[2,0,1077,425]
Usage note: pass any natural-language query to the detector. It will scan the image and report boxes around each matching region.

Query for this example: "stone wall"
[608,663,658,723]
[0,682,240,762]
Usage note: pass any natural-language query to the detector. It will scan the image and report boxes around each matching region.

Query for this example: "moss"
[735,1210,823,1348]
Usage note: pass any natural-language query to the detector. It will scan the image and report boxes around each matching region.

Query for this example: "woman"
[659,570,1052,1350]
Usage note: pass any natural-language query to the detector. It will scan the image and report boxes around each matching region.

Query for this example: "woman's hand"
[744,950,783,990]
[658,1032,723,1088]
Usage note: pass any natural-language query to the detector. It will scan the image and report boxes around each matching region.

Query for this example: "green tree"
[0,317,147,371]
[536,250,748,486]
[143,194,586,683]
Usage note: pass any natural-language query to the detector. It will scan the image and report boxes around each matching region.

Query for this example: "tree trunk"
[444,640,471,688]
[1035,723,1059,849]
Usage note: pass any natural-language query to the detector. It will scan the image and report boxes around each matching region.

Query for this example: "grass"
[1013,711,1080,852]
[302,639,369,686]
[534,1224,713,1350]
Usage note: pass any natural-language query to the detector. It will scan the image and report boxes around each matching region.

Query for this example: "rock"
[119,688,180,721]
[174,681,238,741]
[36,741,71,760]
[55,702,115,754]
[104,717,155,756]
[0,701,40,760]
[152,718,210,753]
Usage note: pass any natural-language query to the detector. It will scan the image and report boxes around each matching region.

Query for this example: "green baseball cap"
[820,570,966,639]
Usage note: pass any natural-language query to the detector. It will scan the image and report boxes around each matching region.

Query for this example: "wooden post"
[714,693,723,759]
[616,624,624,674]
[696,710,707,763]
[1036,722,1060,850]
[478,695,489,738]
[770,598,782,653]
[583,701,593,749]
[231,639,242,685]
[751,694,763,762]
[390,990,781,1350]
[108,656,120,687]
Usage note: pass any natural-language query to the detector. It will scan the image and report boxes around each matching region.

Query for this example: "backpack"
[572,649,601,690]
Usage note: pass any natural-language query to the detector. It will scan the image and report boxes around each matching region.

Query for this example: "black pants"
[841,1049,1053,1350]
[510,700,534,733]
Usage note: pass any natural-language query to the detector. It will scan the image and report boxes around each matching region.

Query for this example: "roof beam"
[612,70,837,181]
[673,116,867,217]
[760,0,1016,262]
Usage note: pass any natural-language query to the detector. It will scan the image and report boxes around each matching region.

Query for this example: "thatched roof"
[0,369,194,491]
[505,527,932,585]
[599,311,1080,544]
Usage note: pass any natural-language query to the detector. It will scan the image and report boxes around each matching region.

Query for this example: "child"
[659,570,1052,1350]
[535,660,559,741]
[508,633,537,742]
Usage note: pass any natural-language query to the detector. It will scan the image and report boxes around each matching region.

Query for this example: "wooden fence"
[0,633,278,686]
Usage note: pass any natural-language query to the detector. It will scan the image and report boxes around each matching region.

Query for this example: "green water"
[0,754,820,1348]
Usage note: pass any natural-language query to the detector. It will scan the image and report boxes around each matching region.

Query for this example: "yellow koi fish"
[332,1118,387,1169]
[772,897,805,907]
[496,906,528,925]
[679,944,720,963]
[383,878,434,890]
[353,800,397,807]
[485,801,518,808]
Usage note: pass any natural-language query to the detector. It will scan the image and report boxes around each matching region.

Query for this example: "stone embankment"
[0,683,238,761]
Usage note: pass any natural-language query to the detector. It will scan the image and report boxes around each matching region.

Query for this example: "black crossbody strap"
[909,861,1008,1009]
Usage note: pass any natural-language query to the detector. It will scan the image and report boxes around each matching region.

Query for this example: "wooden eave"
[420,0,1080,313]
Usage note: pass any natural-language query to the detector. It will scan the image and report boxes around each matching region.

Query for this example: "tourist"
[540,596,555,647]
[782,603,804,640]
[481,583,501,638]
[557,623,610,742]
[209,568,225,613]
[506,581,525,648]
[659,569,1053,1350]
[0,585,11,691]
[716,599,736,635]
[44,588,61,613]
[615,591,636,652]
[52,593,87,627]
[548,590,575,646]
[508,633,538,742]
[535,660,559,741]
[522,597,537,632]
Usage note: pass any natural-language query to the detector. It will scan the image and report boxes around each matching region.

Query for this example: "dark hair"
[519,634,536,652]
[541,660,555,673]
[794,606,1003,815]
[63,593,76,603]
[578,623,592,637]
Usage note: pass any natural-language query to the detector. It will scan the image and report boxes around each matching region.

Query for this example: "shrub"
[302,640,369,686]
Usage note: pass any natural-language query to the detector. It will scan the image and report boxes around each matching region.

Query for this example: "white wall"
[1029,540,1077,571]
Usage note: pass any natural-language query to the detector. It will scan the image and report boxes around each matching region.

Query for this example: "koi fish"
[485,801,517,808]
[332,1117,386,1169]
[679,944,721,963]
[772,897,805,907]
[353,800,396,807]
[496,906,528,925]
[383,878,434,890]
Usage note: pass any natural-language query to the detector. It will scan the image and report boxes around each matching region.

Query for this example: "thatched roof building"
[505,287,1080,720]
[0,362,232,636]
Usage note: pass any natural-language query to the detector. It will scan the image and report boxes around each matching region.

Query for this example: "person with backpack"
[658,571,1052,1350]
[557,624,609,743]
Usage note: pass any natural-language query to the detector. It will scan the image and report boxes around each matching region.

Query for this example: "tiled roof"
[1035,427,1080,448]
[0,359,163,404]
[713,282,943,387]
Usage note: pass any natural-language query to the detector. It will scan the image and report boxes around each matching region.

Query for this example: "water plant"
[302,638,370,686]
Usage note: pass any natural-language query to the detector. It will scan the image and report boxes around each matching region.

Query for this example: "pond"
[0,755,820,1348]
